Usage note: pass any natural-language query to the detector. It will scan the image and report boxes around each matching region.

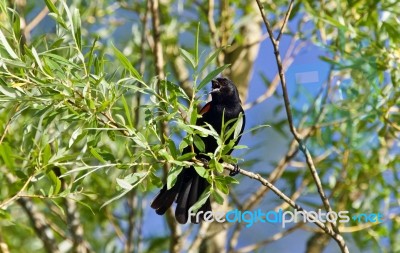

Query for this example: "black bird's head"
[210,77,241,105]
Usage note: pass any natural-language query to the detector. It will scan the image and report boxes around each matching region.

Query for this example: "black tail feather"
[175,171,193,224]
[151,167,211,224]
[151,177,181,215]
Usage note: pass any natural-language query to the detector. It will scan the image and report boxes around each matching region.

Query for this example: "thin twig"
[3,171,60,253]
[254,1,348,252]
[228,59,336,251]
[223,164,347,251]
[243,38,306,111]
[227,139,299,252]
[0,174,34,209]
[276,0,295,41]
[149,0,182,252]
[125,2,150,252]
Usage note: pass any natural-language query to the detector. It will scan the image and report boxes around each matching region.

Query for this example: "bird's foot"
[229,164,240,176]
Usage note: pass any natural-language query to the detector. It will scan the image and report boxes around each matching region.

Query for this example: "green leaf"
[176,152,196,161]
[243,124,271,136]
[189,106,198,125]
[222,140,236,155]
[195,22,200,66]
[9,8,21,40]
[179,137,190,152]
[44,0,59,15]
[0,29,18,59]
[101,172,148,208]
[179,48,196,69]
[216,175,239,185]
[233,145,247,150]
[234,113,244,139]
[47,170,61,195]
[176,121,195,134]
[198,64,230,91]
[86,37,98,72]
[72,8,82,50]
[210,159,224,173]
[112,43,143,81]
[131,132,148,149]
[0,85,18,98]
[116,178,134,190]
[200,47,226,73]
[223,114,243,142]
[101,188,130,208]
[0,142,15,170]
[159,148,173,162]
[193,165,209,178]
[211,189,224,205]
[193,135,205,152]
[215,161,224,173]
[168,139,178,158]
[189,185,211,212]
[69,127,82,148]
[90,147,106,163]
[215,179,229,194]
[42,144,52,165]
[121,95,133,129]
[190,124,219,139]
[167,166,183,189]
[48,185,54,197]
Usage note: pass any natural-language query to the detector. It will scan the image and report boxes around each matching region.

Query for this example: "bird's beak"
[210,79,221,94]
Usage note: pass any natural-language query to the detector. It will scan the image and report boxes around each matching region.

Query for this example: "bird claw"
[229,164,240,176]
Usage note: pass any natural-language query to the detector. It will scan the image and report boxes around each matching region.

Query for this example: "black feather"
[150,77,245,224]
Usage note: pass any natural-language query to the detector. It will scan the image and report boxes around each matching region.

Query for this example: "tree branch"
[3,171,60,253]
[149,0,182,252]
[276,0,294,41]
[254,0,348,252]
[223,164,348,253]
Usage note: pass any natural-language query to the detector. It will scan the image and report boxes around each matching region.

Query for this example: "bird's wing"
[199,102,212,115]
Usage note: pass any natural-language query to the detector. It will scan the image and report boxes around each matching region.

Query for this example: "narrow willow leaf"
[90,147,106,163]
[101,172,148,208]
[167,167,183,189]
[200,47,227,73]
[177,152,196,161]
[72,8,82,50]
[31,47,44,73]
[121,95,133,129]
[112,43,143,81]
[198,64,230,91]
[179,48,196,69]
[116,178,133,190]
[195,22,200,66]
[234,113,244,139]
[211,189,224,205]
[0,29,18,59]
[193,135,205,152]
[189,185,211,213]
[44,0,59,15]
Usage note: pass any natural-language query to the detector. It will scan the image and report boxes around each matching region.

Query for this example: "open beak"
[211,79,221,94]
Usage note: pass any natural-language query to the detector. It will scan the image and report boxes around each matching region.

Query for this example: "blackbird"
[151,77,245,224]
